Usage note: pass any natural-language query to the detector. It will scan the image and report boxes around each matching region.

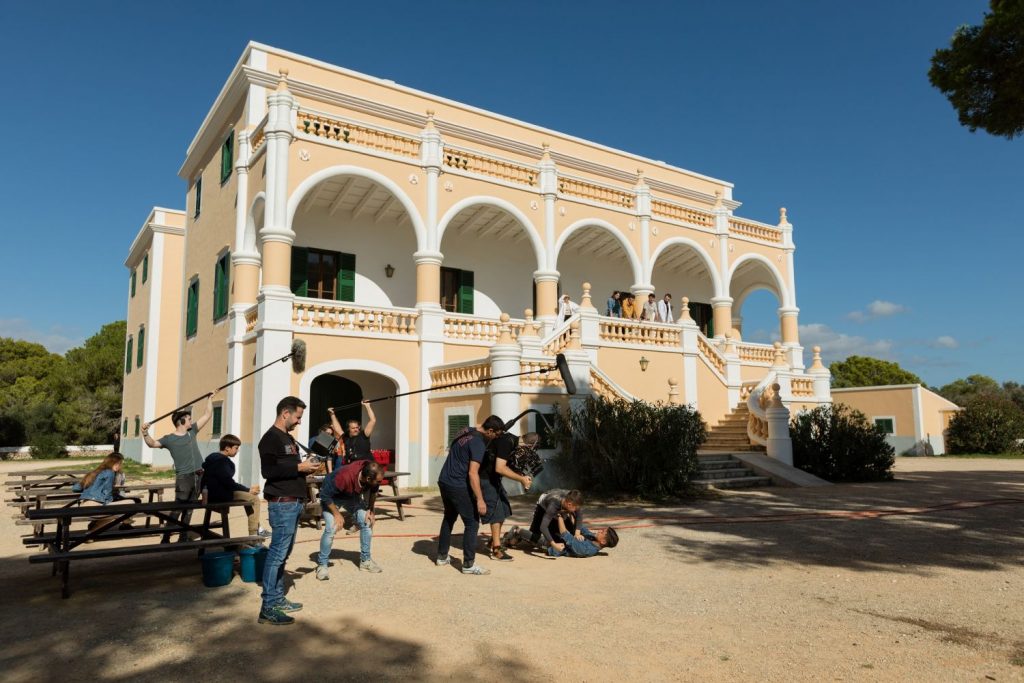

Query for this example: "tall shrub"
[946,395,1024,454]
[790,404,895,482]
[550,396,706,497]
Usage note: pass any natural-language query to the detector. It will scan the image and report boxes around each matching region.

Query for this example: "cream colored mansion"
[120,43,833,486]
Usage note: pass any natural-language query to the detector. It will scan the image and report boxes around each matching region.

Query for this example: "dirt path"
[1,458,1022,682]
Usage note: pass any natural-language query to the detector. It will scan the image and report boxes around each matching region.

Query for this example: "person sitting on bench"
[72,453,138,530]
[316,459,385,579]
[201,434,269,542]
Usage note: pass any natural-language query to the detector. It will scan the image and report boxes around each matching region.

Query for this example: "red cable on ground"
[297,497,1024,543]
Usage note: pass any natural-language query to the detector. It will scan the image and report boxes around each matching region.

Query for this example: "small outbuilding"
[831,384,960,455]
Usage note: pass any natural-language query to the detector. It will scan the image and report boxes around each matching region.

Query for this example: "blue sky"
[0,1,1019,387]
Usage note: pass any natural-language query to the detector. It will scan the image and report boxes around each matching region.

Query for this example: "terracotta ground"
[1,457,1022,682]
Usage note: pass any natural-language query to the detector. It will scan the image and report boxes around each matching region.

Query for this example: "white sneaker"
[360,559,383,573]
[461,564,490,575]
[435,555,450,567]
[315,564,329,581]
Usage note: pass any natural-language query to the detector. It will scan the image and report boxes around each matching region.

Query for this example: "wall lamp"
[384,264,395,278]
[639,356,649,372]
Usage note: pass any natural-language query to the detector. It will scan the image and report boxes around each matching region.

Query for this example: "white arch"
[733,283,780,314]
[436,196,546,271]
[243,192,266,255]
[726,253,792,308]
[647,237,724,298]
[297,359,412,478]
[554,218,643,286]
[286,166,427,252]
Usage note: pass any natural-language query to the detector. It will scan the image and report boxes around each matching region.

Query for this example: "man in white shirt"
[557,294,579,321]
[657,293,674,323]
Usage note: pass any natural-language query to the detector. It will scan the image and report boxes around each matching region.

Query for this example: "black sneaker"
[258,608,295,626]
[275,598,303,613]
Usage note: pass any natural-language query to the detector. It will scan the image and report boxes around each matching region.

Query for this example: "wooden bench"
[27,499,257,598]
[374,493,423,521]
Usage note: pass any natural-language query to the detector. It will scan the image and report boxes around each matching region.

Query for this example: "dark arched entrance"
[309,375,362,434]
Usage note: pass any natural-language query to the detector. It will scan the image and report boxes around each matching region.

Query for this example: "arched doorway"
[555,220,642,315]
[306,371,398,458]
[649,239,720,334]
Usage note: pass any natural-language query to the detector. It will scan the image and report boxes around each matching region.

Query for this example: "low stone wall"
[0,445,115,461]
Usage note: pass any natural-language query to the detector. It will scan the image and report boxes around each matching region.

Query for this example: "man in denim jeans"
[315,459,385,579]
[257,396,319,626]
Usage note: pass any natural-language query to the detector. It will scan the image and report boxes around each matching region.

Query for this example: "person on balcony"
[557,294,579,322]
[642,293,658,321]
[331,401,377,465]
[657,293,675,323]
[621,293,638,319]
[606,291,622,317]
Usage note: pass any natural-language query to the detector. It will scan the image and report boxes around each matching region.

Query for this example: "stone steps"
[691,454,772,490]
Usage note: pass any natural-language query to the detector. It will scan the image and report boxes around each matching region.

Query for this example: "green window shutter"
[130,270,136,297]
[290,246,309,297]
[212,406,223,436]
[194,176,202,218]
[220,131,234,183]
[122,419,128,436]
[337,252,356,301]
[186,281,199,337]
[457,269,474,314]
[136,327,145,368]
[142,255,148,284]
[447,414,471,444]
[220,255,230,318]
[125,337,133,374]
[134,417,140,436]
[213,255,229,320]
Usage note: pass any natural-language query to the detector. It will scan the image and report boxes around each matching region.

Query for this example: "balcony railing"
[599,318,680,347]
[443,145,538,188]
[296,110,421,159]
[728,217,783,244]
[292,299,419,336]
[443,313,525,343]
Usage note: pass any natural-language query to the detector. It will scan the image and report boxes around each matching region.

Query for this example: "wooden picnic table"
[5,468,93,487]
[11,483,177,533]
[25,499,258,598]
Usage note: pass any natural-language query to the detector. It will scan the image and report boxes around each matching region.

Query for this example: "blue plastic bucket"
[200,551,235,587]
[238,546,268,583]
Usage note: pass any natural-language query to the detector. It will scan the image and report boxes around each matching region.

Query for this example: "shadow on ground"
[0,551,539,683]
[655,468,1024,573]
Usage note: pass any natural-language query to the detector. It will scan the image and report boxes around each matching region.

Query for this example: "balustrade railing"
[249,114,268,153]
[430,361,491,391]
[541,315,577,355]
[734,342,776,364]
[520,360,564,389]
[244,305,258,333]
[728,217,783,243]
[790,377,815,398]
[589,367,633,402]
[598,318,680,347]
[297,110,421,159]
[650,199,715,228]
[696,334,727,375]
[558,175,634,209]
[442,146,538,187]
[443,314,524,343]
[292,299,418,335]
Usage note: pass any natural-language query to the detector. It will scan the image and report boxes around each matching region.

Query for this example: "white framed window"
[443,406,475,447]
[873,416,896,435]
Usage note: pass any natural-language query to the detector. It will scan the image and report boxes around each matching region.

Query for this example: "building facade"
[120,42,831,484]
[832,385,960,455]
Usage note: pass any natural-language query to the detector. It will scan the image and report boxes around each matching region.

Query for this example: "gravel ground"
[1,457,1022,682]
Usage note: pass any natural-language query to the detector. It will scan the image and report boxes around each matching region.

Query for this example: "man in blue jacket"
[201,434,269,540]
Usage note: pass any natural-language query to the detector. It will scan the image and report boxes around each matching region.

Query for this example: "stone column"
[489,314,523,424]
[710,296,734,340]
[414,251,443,309]
[635,172,654,296]
[538,144,559,329]
[779,306,800,345]
[678,298,699,408]
[249,70,296,486]
[765,383,793,465]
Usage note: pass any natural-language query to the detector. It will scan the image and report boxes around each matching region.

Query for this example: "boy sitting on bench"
[201,434,268,542]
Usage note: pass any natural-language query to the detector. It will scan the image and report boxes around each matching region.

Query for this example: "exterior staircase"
[692,454,773,490]
[702,403,765,453]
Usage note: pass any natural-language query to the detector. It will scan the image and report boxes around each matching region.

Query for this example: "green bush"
[549,396,706,497]
[946,395,1024,455]
[790,404,894,482]
[29,432,68,460]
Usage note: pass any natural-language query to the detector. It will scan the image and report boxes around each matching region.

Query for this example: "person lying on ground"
[502,488,583,554]
[546,512,618,558]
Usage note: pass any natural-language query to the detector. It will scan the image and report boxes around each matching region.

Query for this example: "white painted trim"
[872,415,897,436]
[725,253,791,308]
[435,195,546,271]
[911,385,925,440]
[647,236,724,298]
[140,231,165,465]
[554,218,643,284]
[831,385,923,393]
[297,359,411,478]
[286,165,427,253]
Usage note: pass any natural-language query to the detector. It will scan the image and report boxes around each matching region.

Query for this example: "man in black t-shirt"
[257,396,318,627]
[340,400,376,464]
